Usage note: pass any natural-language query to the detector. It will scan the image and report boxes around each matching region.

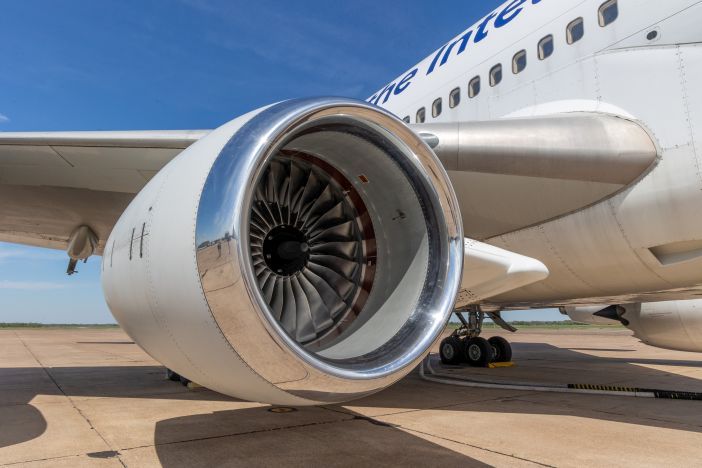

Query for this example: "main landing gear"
[440,306,516,367]
[166,368,191,387]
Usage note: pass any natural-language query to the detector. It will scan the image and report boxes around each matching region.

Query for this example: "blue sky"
[0,0,563,323]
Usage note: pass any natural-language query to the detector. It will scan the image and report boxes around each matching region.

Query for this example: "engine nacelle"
[560,305,620,325]
[102,98,463,405]
[562,301,702,352]
[620,301,702,353]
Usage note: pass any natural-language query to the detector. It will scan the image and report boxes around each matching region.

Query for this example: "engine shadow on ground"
[1,342,702,466]
[146,342,702,467]
[0,365,487,466]
[0,364,229,455]
[150,407,487,467]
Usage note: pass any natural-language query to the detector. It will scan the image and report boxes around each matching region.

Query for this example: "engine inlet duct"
[103,98,463,405]
[250,154,373,345]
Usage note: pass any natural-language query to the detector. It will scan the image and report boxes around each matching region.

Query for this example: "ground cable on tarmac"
[419,355,702,401]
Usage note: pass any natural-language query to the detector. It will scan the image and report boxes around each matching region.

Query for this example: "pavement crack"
[351,415,395,427]
[119,415,354,453]
[1,453,91,467]
[321,407,399,427]
[13,331,129,468]
[401,426,555,467]
[326,391,529,420]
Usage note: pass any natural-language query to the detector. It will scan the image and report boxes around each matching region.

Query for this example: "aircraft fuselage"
[372,0,702,307]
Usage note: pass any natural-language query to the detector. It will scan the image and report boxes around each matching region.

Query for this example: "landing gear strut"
[439,306,515,367]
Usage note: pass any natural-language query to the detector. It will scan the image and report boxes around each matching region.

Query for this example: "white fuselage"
[371,0,702,307]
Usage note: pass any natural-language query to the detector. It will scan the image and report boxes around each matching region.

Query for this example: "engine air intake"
[251,154,372,344]
[103,98,463,405]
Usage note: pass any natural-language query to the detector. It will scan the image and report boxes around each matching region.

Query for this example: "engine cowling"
[560,305,620,326]
[619,301,702,353]
[562,301,702,352]
[102,98,463,405]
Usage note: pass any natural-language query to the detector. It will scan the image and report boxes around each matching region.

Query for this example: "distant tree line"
[0,323,119,328]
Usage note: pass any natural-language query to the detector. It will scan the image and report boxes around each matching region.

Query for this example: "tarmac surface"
[1,327,702,467]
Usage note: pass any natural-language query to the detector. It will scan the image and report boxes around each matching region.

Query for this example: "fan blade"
[305,200,345,235]
[302,268,347,319]
[261,274,276,303]
[250,218,268,236]
[267,165,284,225]
[270,278,284,321]
[297,273,333,332]
[280,278,296,334]
[299,184,335,228]
[254,262,267,277]
[291,277,318,343]
[292,170,319,227]
[258,200,279,231]
[309,241,359,260]
[288,159,306,223]
[309,254,359,279]
[251,203,274,231]
[307,262,356,300]
[308,220,355,243]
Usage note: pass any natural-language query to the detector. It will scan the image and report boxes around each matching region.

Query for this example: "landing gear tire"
[179,375,191,387]
[166,368,181,382]
[464,337,494,367]
[439,336,464,365]
[488,336,512,363]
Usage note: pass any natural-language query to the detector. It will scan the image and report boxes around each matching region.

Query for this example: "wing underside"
[0,113,657,253]
[0,131,206,251]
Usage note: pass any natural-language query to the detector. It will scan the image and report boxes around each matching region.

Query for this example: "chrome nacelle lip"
[195,97,463,401]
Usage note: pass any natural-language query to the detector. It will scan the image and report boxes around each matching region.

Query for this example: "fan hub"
[263,225,310,276]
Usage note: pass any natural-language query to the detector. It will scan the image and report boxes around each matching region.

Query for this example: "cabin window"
[432,98,442,118]
[402,116,410,124]
[512,50,527,74]
[489,64,502,87]
[599,0,618,27]
[567,18,584,44]
[538,35,554,60]
[416,107,426,123]
[468,76,481,98]
[449,87,461,108]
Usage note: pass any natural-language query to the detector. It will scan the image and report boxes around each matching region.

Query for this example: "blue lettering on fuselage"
[368,0,543,106]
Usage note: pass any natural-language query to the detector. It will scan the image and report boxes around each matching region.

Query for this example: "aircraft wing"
[0,112,658,253]
[0,131,207,251]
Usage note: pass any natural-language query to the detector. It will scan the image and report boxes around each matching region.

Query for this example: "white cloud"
[0,113,9,124]
[0,281,66,290]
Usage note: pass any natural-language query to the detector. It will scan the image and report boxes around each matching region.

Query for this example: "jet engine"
[619,301,702,353]
[560,305,620,326]
[562,301,702,352]
[101,98,464,405]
